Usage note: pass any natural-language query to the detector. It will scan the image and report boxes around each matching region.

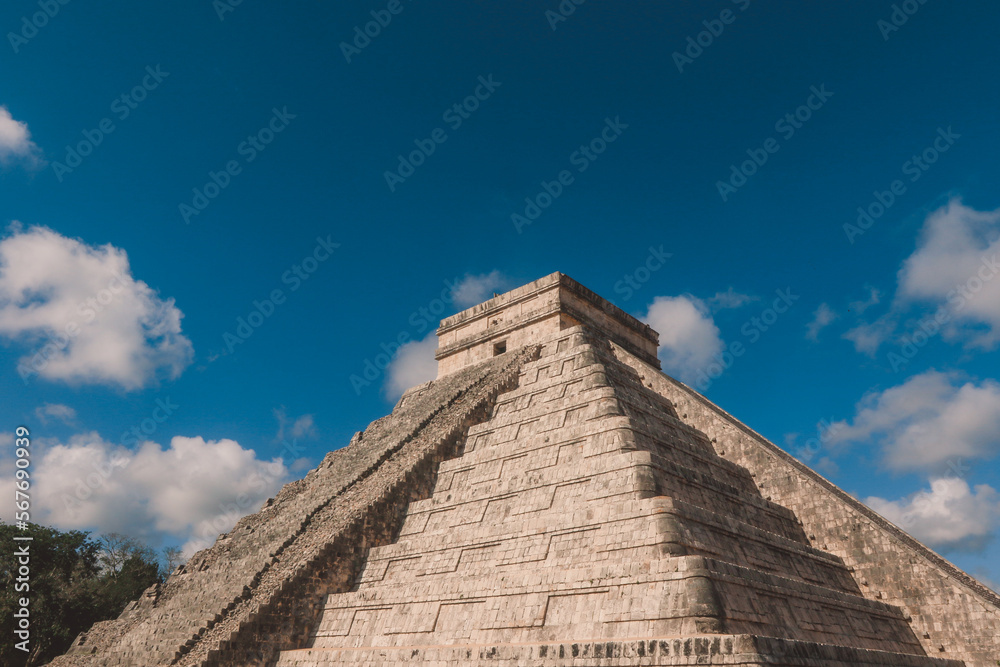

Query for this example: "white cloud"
[0,106,43,168]
[450,270,509,309]
[867,477,1000,552]
[708,287,757,310]
[34,402,77,425]
[0,433,288,558]
[842,313,896,356]
[273,407,318,443]
[643,295,724,385]
[384,333,438,400]
[806,303,838,341]
[848,286,881,315]
[290,414,316,438]
[844,200,1000,357]
[896,199,1000,348]
[0,225,193,389]
[841,288,892,354]
[827,370,1000,472]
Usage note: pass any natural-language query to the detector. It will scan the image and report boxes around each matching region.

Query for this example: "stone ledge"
[275,635,964,666]
[435,273,660,375]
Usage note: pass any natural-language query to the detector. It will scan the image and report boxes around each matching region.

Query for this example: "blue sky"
[1,1,999,585]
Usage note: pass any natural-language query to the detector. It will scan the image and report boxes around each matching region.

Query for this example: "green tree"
[161,545,183,579]
[0,523,163,667]
[0,523,100,667]
[86,554,161,620]
[94,533,156,574]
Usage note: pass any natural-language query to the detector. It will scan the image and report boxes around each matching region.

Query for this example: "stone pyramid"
[53,273,1000,667]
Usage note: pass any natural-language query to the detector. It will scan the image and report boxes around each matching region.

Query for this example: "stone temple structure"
[52,273,1000,666]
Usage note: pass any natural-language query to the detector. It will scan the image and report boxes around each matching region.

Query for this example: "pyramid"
[53,273,1000,667]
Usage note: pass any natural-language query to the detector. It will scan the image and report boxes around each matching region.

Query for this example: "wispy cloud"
[842,312,896,356]
[708,287,757,310]
[844,200,1000,356]
[805,303,838,341]
[34,402,77,426]
[0,105,44,168]
[273,407,318,443]
[848,286,881,315]
[450,270,510,309]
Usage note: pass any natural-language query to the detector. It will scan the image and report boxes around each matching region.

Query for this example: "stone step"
[275,634,963,667]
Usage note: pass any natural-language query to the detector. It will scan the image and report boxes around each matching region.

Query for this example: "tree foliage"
[0,523,168,667]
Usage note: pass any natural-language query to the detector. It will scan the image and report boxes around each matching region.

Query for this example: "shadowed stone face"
[51,274,999,667]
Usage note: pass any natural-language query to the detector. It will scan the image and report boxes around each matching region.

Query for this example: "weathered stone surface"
[609,341,1000,667]
[276,636,964,666]
[50,346,540,667]
[436,272,660,376]
[50,273,999,667]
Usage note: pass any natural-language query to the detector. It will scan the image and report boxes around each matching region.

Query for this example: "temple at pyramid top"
[436,271,660,377]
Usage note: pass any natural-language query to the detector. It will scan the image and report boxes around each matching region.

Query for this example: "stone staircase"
[273,327,963,666]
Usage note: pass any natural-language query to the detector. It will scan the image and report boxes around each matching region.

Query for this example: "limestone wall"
[49,346,539,667]
[47,308,1000,666]
[272,329,959,667]
[436,272,659,377]
[610,343,1000,667]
